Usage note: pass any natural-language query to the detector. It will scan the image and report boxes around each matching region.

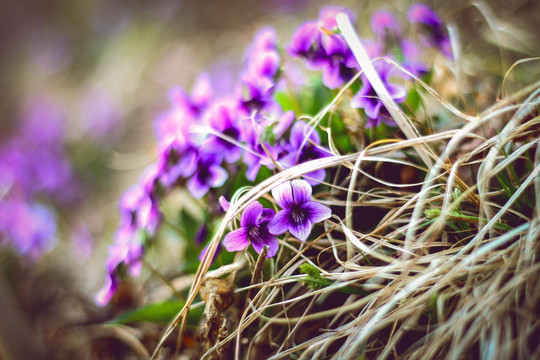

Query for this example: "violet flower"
[187,151,228,199]
[280,121,332,185]
[95,240,144,306]
[223,201,278,257]
[240,28,281,112]
[241,118,281,181]
[408,4,452,59]
[203,101,243,163]
[371,10,401,42]
[288,7,358,89]
[268,180,331,241]
[0,198,57,262]
[169,72,213,116]
[350,61,407,128]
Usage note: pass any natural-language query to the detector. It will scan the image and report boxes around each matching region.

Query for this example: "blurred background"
[0,0,538,358]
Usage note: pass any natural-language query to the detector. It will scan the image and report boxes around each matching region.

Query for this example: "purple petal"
[267,210,290,235]
[208,165,228,188]
[290,121,320,149]
[321,34,347,57]
[251,233,279,258]
[290,179,312,205]
[408,4,441,27]
[191,73,212,109]
[223,228,249,252]
[223,146,243,164]
[319,6,354,30]
[260,208,275,223]
[245,162,261,182]
[272,181,294,209]
[95,276,118,306]
[288,22,319,57]
[301,201,332,224]
[289,218,312,241]
[241,201,264,228]
[273,111,295,139]
[187,176,210,199]
[371,10,401,38]
[219,196,230,211]
[322,63,344,89]
[304,168,327,185]
[387,83,407,103]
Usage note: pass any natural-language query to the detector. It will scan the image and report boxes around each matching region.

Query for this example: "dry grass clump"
[150,12,540,360]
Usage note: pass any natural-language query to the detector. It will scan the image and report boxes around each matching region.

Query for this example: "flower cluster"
[0,98,79,261]
[222,180,331,257]
[98,3,452,304]
[289,4,451,127]
[97,27,332,304]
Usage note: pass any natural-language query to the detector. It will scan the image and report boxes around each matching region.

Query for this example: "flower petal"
[260,208,275,223]
[291,179,312,205]
[267,210,290,235]
[305,168,327,185]
[187,175,210,199]
[301,201,332,224]
[251,232,279,258]
[272,181,294,209]
[289,218,312,241]
[223,228,249,252]
[209,165,228,188]
[241,201,263,227]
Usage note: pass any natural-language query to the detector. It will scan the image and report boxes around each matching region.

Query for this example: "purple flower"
[119,185,162,238]
[203,101,243,163]
[156,141,198,189]
[408,4,452,59]
[241,118,281,181]
[187,151,228,199]
[288,7,358,89]
[371,10,401,41]
[280,121,332,185]
[350,61,407,128]
[169,73,213,116]
[400,40,429,77]
[0,197,57,262]
[239,28,281,112]
[268,180,331,241]
[223,201,278,257]
[95,240,144,306]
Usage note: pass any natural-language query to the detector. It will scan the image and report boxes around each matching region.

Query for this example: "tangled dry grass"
[144,11,540,360]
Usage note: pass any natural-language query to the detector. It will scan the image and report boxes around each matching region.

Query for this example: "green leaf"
[108,300,202,325]
[299,263,367,295]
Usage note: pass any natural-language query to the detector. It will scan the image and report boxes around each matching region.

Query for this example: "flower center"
[290,207,306,224]
[248,226,260,242]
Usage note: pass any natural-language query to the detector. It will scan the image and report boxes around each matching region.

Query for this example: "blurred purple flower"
[203,101,243,163]
[96,181,160,306]
[371,10,401,41]
[223,201,278,257]
[408,4,452,59]
[280,121,332,184]
[288,7,358,89]
[268,180,331,241]
[0,98,77,203]
[187,152,228,199]
[240,28,281,112]
[169,73,213,116]
[241,118,281,181]
[401,40,429,77]
[118,184,161,239]
[0,197,57,262]
[350,61,407,128]
[95,240,144,306]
